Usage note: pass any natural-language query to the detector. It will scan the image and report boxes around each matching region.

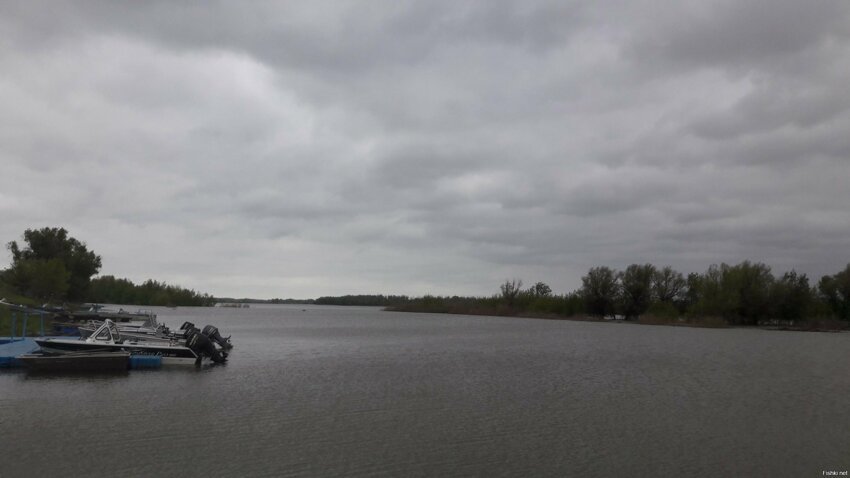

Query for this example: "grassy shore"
[0,283,48,337]
[0,309,51,337]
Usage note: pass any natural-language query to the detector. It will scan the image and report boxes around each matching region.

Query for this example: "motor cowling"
[202,325,233,350]
[177,322,197,340]
[185,329,226,364]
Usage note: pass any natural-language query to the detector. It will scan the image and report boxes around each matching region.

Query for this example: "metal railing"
[7,311,46,340]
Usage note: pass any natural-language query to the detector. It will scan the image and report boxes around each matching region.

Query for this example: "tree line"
[88,275,215,307]
[2,227,214,307]
[577,261,837,325]
[391,262,850,327]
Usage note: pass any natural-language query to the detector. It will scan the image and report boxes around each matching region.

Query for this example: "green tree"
[690,265,725,318]
[723,261,773,325]
[619,263,656,319]
[683,272,703,312]
[581,267,619,318]
[691,262,773,324]
[770,270,811,322]
[529,281,552,297]
[500,279,524,306]
[15,258,70,301]
[819,264,850,321]
[652,266,686,303]
[7,227,101,301]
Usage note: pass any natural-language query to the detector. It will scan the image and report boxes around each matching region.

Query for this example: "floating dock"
[1,337,164,370]
[17,351,131,372]
[0,338,42,368]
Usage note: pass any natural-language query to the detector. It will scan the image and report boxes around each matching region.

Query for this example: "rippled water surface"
[2,305,849,477]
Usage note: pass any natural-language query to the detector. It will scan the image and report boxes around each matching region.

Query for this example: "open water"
[1,304,849,477]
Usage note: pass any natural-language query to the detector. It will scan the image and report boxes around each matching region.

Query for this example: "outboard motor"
[202,325,233,350]
[185,329,226,364]
[177,321,196,339]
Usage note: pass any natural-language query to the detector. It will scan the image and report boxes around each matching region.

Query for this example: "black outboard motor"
[177,322,196,339]
[185,329,226,364]
[202,325,233,350]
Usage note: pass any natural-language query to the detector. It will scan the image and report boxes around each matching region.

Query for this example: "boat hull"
[36,338,199,364]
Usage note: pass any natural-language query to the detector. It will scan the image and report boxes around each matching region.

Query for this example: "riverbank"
[385,305,850,332]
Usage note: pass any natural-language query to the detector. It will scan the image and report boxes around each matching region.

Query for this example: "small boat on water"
[71,305,159,336]
[215,302,249,308]
[36,320,227,365]
[17,351,130,373]
[77,320,233,351]
[44,303,157,325]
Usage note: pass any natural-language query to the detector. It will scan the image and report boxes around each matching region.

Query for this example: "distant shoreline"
[384,306,850,333]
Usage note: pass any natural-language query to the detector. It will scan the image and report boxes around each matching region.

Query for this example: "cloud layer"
[2,1,849,298]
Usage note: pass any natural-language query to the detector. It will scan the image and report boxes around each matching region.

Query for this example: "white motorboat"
[36,320,226,365]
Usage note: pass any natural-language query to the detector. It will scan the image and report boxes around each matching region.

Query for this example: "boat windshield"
[94,327,112,341]
[90,320,121,342]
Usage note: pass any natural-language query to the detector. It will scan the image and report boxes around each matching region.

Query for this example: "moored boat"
[78,321,233,351]
[35,320,225,365]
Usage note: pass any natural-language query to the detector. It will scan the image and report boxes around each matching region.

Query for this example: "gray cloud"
[627,0,850,69]
[1,1,849,298]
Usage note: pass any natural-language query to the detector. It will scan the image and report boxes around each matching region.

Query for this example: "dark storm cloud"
[2,1,849,298]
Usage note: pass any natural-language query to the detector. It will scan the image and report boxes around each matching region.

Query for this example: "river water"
[1,304,848,477]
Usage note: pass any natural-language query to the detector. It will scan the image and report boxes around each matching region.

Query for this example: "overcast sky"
[1,1,849,299]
